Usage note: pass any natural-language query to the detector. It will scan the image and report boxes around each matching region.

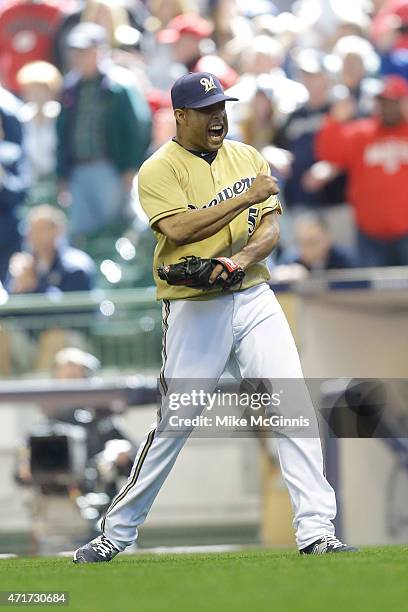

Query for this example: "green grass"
[1,547,407,612]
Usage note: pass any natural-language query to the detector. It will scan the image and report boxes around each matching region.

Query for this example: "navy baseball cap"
[171,72,238,109]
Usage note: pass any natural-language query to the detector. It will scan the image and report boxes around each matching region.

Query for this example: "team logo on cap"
[200,75,216,93]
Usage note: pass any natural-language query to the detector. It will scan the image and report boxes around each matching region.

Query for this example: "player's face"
[176,101,228,151]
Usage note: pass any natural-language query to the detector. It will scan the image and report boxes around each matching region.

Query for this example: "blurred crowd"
[1,0,408,297]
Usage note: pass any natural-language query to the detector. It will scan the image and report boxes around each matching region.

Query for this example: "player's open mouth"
[207,124,225,142]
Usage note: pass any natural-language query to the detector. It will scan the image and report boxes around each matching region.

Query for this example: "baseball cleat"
[73,534,120,563]
[300,534,359,555]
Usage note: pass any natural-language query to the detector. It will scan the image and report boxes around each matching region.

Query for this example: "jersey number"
[248,207,260,236]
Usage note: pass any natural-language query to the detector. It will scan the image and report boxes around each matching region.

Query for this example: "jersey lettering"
[233,180,246,195]
[219,186,234,202]
[248,207,260,236]
[187,176,256,210]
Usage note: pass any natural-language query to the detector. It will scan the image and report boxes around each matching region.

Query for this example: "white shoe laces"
[323,535,346,549]
[92,536,117,557]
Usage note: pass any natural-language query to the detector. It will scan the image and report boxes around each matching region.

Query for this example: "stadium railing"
[2,267,408,378]
[0,287,162,377]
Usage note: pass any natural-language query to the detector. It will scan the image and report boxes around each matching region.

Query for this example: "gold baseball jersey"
[138,138,282,300]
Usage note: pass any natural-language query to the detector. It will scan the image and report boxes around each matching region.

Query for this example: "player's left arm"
[232,210,280,270]
[209,211,280,284]
[208,149,281,284]
[230,150,281,271]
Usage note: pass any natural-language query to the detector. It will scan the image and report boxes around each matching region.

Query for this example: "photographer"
[14,348,135,554]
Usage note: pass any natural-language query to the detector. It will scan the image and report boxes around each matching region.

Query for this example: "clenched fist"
[246,173,279,205]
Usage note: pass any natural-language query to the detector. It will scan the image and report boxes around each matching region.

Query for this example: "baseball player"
[73,72,357,563]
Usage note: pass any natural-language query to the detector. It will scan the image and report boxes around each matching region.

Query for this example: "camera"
[29,423,87,488]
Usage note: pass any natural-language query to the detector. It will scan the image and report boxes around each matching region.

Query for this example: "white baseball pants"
[102,283,336,550]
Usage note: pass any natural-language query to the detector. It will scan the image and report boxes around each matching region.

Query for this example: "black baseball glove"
[157,256,245,290]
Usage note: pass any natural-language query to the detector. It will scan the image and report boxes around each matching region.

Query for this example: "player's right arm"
[158,173,278,245]
[138,158,279,246]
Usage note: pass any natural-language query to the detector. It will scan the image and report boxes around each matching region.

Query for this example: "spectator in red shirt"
[0,0,67,93]
[316,75,408,267]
